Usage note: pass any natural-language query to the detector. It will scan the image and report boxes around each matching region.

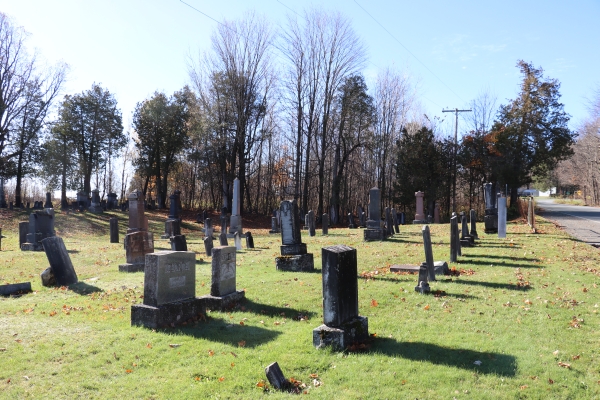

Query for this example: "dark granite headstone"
[276,200,314,272]
[422,225,435,282]
[245,232,254,249]
[364,187,384,241]
[203,236,214,257]
[41,237,78,286]
[219,231,228,246]
[44,192,53,209]
[265,362,288,391]
[322,213,329,235]
[308,210,316,236]
[170,235,188,251]
[450,216,458,262]
[470,209,478,239]
[110,217,119,243]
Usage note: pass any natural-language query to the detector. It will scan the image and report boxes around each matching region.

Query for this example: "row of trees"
[0,10,580,221]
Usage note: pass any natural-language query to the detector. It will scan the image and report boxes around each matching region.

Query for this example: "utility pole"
[442,108,472,213]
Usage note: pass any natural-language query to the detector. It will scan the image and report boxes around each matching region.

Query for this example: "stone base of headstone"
[275,254,314,272]
[88,203,103,214]
[21,242,44,251]
[412,220,426,224]
[280,243,307,255]
[363,228,385,241]
[170,235,188,251]
[268,230,280,234]
[131,297,205,329]
[228,215,242,237]
[118,262,145,273]
[484,214,498,233]
[0,282,32,296]
[198,290,245,311]
[460,237,473,247]
[312,316,369,350]
[414,281,431,293]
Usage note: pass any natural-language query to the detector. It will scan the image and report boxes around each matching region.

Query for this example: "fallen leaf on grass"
[146,343,152,349]
[371,299,378,307]
[572,355,580,360]
[230,363,235,367]
[208,350,214,356]
[230,352,237,357]
[558,362,571,369]
[125,369,132,374]
[553,350,559,356]
[520,385,528,390]
[238,340,246,347]
[309,373,318,379]
[218,377,225,382]
[49,311,57,317]
[0,348,6,351]
[424,304,430,310]
[548,378,554,384]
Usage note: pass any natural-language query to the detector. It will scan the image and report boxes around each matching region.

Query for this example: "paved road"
[536,198,600,246]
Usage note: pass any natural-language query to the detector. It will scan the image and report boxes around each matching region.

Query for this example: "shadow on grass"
[372,338,516,376]
[463,259,542,269]
[475,244,522,249]
[169,316,281,348]
[236,298,318,319]
[466,254,539,262]
[452,279,532,291]
[68,282,103,295]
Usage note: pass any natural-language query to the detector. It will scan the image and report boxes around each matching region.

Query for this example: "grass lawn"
[1,208,600,399]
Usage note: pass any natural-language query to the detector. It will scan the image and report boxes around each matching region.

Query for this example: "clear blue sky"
[1,0,598,135]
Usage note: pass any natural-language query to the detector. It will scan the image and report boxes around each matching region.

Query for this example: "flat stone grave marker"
[0,282,32,296]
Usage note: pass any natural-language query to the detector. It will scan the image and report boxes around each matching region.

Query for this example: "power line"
[353,0,466,104]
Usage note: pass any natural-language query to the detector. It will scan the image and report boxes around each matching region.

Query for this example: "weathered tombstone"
[454,213,462,256]
[245,232,254,249]
[219,231,228,246]
[450,216,458,262]
[229,178,243,236]
[170,235,188,251]
[304,213,309,230]
[275,200,314,272]
[161,192,181,239]
[109,217,119,243]
[460,212,473,246]
[313,245,368,350]
[308,210,316,236]
[269,217,280,234]
[530,197,536,233]
[385,207,394,236]
[0,282,32,296]
[119,190,154,272]
[40,237,78,287]
[76,191,87,211]
[204,218,214,238]
[498,197,507,238]
[195,213,202,223]
[265,362,288,391]
[483,183,498,233]
[0,178,6,208]
[400,212,406,225]
[107,193,118,210]
[203,235,213,256]
[199,246,245,310]
[422,225,436,282]
[358,205,366,228]
[364,188,385,241]
[469,209,478,239]
[322,213,329,235]
[434,203,441,224]
[414,263,430,294]
[19,221,28,247]
[131,250,204,329]
[88,189,103,213]
[392,209,400,233]
[44,192,53,209]
[21,209,55,251]
[527,197,532,226]
[233,231,242,251]
[413,191,425,223]
[348,213,357,229]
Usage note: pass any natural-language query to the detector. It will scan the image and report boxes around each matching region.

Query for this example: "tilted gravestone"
[40,237,78,287]
[413,191,426,224]
[364,187,385,241]
[275,200,314,272]
[470,209,478,239]
[110,217,119,243]
[498,197,507,238]
[199,246,245,310]
[119,190,154,272]
[228,178,243,237]
[313,245,368,350]
[483,183,498,233]
[131,250,204,329]
[265,362,289,391]
[234,231,242,251]
[21,209,56,251]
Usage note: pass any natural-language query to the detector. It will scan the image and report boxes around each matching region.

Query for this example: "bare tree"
[464,88,498,134]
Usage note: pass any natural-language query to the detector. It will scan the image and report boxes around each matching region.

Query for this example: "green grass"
[1,208,600,398]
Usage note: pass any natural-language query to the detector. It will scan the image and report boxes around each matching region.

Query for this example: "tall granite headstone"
[322,213,329,235]
[313,245,368,350]
[21,209,55,251]
[450,216,458,263]
[275,200,314,272]
[364,188,385,241]
[498,197,507,238]
[413,191,425,223]
[119,190,154,272]
[228,178,243,236]
[469,209,478,239]
[483,183,498,233]
[44,192,53,209]
[110,217,119,243]
[88,189,103,214]
[308,210,316,236]
[392,209,400,234]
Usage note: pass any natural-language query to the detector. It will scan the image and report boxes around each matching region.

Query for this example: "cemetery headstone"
[219,231,228,246]
[204,218,214,238]
[0,178,6,208]
[0,282,32,297]
[265,362,288,391]
[234,231,242,251]
[21,209,56,251]
[275,200,314,272]
[269,216,280,234]
[460,212,473,246]
[107,193,118,210]
[110,217,119,243]
[322,213,329,235]
[413,191,425,223]
[304,213,309,230]
[228,178,243,236]
[44,192,53,209]
[400,212,406,225]
[364,187,385,241]
[40,237,78,287]
[498,197,507,238]
[313,245,368,350]
[88,189,103,213]
[245,232,254,249]
[483,183,498,233]
[170,234,188,251]
[131,250,204,329]
[385,207,394,236]
[161,192,181,238]
[119,190,154,272]
[450,216,458,262]
[358,205,366,228]
[434,203,441,224]
[308,210,316,236]
[422,225,435,281]
[414,263,430,294]
[199,246,245,310]
[203,233,214,256]
[19,221,28,248]
[392,209,400,233]
[348,213,357,229]
[469,209,478,239]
